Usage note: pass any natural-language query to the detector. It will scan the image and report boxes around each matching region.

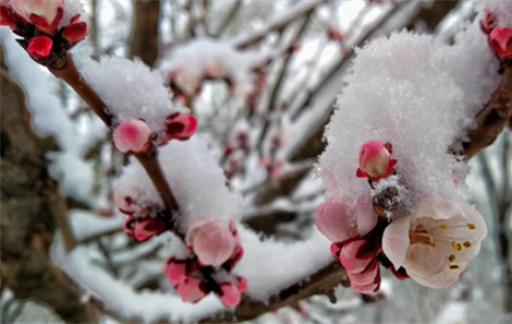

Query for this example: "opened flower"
[382,197,487,288]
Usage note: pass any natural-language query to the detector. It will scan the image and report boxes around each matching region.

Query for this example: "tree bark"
[0,47,98,323]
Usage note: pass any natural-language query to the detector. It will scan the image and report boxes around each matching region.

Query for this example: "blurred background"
[0,0,510,323]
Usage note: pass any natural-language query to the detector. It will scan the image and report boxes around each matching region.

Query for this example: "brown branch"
[458,66,512,159]
[234,0,325,49]
[48,54,182,237]
[129,0,161,66]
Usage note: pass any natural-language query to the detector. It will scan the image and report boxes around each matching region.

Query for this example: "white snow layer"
[485,0,512,28]
[74,53,185,131]
[319,21,499,208]
[114,136,243,230]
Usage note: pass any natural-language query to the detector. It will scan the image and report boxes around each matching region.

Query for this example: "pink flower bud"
[124,217,166,241]
[316,199,358,242]
[0,5,17,30]
[356,141,396,181]
[12,0,62,32]
[176,277,206,303]
[113,190,134,215]
[164,259,188,285]
[219,284,242,308]
[488,28,512,61]
[62,21,88,45]
[480,9,496,34]
[186,220,236,267]
[338,239,381,295]
[113,119,152,155]
[27,36,53,60]
[162,113,197,143]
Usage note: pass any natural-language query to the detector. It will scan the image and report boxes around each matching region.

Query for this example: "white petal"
[382,216,410,270]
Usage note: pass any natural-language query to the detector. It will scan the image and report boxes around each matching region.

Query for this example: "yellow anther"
[439,224,448,230]
[451,241,462,251]
[463,241,471,248]
[467,223,476,230]
[449,264,459,270]
[448,255,456,262]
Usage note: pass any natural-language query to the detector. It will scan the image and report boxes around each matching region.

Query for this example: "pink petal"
[339,240,374,273]
[62,21,88,45]
[382,216,410,270]
[358,141,392,179]
[315,199,358,242]
[12,0,62,25]
[354,196,378,237]
[348,260,379,286]
[133,218,166,241]
[164,259,188,285]
[489,28,512,60]
[186,221,236,266]
[352,282,380,295]
[27,36,53,59]
[220,284,242,308]
[113,119,152,154]
[177,278,206,303]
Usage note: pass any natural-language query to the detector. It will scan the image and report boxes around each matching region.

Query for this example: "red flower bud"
[488,28,512,61]
[27,36,53,60]
[162,113,197,143]
[356,141,396,181]
[62,21,88,45]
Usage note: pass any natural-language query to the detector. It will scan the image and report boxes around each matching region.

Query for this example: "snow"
[51,238,226,323]
[69,210,124,242]
[74,51,186,131]
[114,136,243,230]
[319,21,499,209]
[160,37,267,97]
[61,0,85,26]
[485,0,512,27]
[434,301,468,324]
[233,226,332,301]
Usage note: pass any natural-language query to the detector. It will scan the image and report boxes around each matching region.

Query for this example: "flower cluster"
[113,190,168,242]
[481,9,512,62]
[165,220,246,308]
[112,112,197,155]
[1,0,87,65]
[317,141,487,294]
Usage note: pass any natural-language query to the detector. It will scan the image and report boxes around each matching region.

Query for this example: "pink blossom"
[382,198,487,288]
[315,196,377,243]
[62,21,88,45]
[219,284,242,308]
[124,217,166,242]
[12,0,62,32]
[186,220,236,266]
[163,113,197,142]
[113,119,152,155]
[488,28,512,61]
[176,277,206,303]
[336,239,381,295]
[356,141,396,181]
[27,36,53,60]
[164,259,188,285]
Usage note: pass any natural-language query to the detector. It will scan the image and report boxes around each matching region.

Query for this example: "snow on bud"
[113,119,152,155]
[186,220,236,267]
[163,113,197,142]
[488,28,512,61]
[27,36,53,59]
[316,197,377,243]
[171,69,200,97]
[382,198,487,288]
[12,0,62,32]
[356,141,396,181]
